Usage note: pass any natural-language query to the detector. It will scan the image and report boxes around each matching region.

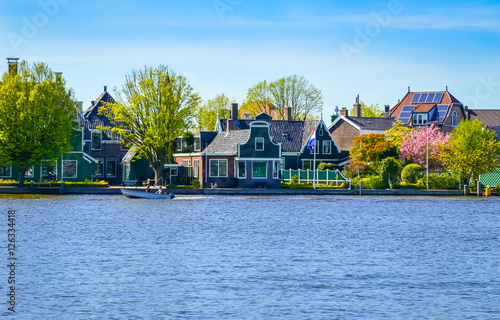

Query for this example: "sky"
[1,0,500,125]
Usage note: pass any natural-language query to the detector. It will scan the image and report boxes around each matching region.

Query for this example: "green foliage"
[350,134,398,167]
[244,74,323,120]
[195,93,232,130]
[419,173,459,190]
[401,164,424,184]
[100,65,200,185]
[385,121,414,151]
[378,157,402,189]
[439,119,500,183]
[0,61,76,186]
[359,102,384,118]
[317,162,336,171]
[182,131,195,153]
[0,179,17,186]
[0,179,109,187]
[369,175,386,189]
[281,181,347,189]
[192,179,200,188]
[291,175,299,184]
[394,181,423,189]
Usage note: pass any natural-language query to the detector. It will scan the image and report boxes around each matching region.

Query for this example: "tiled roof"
[217,119,317,153]
[345,117,395,131]
[468,109,500,128]
[204,130,250,154]
[83,91,119,140]
[389,91,462,123]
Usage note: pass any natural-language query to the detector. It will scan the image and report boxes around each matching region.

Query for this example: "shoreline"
[0,186,494,197]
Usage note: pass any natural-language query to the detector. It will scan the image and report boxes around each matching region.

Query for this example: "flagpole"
[313,121,317,190]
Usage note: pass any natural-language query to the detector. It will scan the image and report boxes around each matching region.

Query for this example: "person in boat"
[145,185,150,193]
[156,186,163,194]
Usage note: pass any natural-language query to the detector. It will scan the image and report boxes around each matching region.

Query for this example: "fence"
[281,169,348,186]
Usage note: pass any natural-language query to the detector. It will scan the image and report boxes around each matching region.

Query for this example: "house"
[201,103,348,188]
[83,87,129,185]
[388,88,466,133]
[329,97,395,152]
[468,109,500,139]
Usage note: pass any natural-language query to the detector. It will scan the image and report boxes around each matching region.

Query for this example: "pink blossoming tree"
[400,124,450,170]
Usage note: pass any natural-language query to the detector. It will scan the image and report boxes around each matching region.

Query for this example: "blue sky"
[1,0,500,124]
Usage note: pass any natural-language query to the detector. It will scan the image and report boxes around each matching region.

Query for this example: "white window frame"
[451,111,459,127]
[255,137,264,151]
[323,140,332,154]
[182,159,191,167]
[106,158,117,178]
[413,114,428,125]
[209,159,228,177]
[91,130,102,150]
[170,167,178,176]
[63,160,78,178]
[193,159,200,178]
[40,162,57,181]
[252,160,268,179]
[0,164,12,178]
[235,160,246,179]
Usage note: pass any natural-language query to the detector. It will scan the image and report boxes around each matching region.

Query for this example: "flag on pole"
[307,127,316,152]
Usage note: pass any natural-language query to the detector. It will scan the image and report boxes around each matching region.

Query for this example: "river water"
[0,194,499,319]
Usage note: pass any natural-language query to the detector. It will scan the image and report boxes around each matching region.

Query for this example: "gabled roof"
[468,109,500,128]
[204,130,250,154]
[83,91,119,140]
[389,90,462,124]
[329,115,395,133]
[216,118,318,153]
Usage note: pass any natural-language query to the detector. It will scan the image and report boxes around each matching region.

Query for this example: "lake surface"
[0,194,499,319]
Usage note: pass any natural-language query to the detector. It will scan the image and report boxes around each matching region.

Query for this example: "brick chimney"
[231,103,238,120]
[340,107,348,117]
[352,94,361,117]
[284,106,292,121]
[6,57,19,75]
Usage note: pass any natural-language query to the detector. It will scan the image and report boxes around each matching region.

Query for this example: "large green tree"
[101,65,200,185]
[439,119,500,183]
[195,93,232,131]
[243,74,322,120]
[0,61,76,186]
[358,102,384,118]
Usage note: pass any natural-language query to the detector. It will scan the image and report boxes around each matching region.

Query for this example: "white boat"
[121,189,175,199]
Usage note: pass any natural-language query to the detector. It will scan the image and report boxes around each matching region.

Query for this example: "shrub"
[369,175,386,189]
[378,157,402,189]
[401,164,424,184]
[317,162,336,171]
[291,175,299,185]
[192,179,200,188]
[420,173,459,190]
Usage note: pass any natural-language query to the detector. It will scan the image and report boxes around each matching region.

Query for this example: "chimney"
[284,106,292,121]
[384,105,390,118]
[352,94,361,117]
[104,85,107,92]
[6,57,19,75]
[230,103,238,120]
[465,105,469,119]
[408,86,410,93]
[91,101,95,107]
[55,72,62,83]
[340,107,348,117]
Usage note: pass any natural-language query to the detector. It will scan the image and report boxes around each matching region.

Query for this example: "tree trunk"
[153,164,164,186]
[18,168,27,187]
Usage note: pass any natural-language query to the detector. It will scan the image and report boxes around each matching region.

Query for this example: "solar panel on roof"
[436,104,448,121]
[433,92,443,103]
[418,93,428,103]
[398,105,415,124]
[411,93,421,104]
[425,93,436,103]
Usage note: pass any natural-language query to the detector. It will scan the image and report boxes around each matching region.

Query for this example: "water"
[0,194,499,319]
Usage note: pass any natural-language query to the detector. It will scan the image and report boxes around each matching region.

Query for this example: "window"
[318,128,323,136]
[24,166,34,178]
[106,159,117,178]
[303,160,311,170]
[91,131,101,150]
[323,141,332,154]
[175,138,183,152]
[95,159,104,177]
[413,114,428,125]
[194,138,201,151]
[193,159,200,178]
[236,160,246,178]
[210,159,228,177]
[451,111,459,127]
[0,165,12,178]
[255,137,264,151]
[62,160,77,178]
[252,161,267,178]
[170,167,178,176]
[41,163,57,181]
[182,160,191,167]
[272,160,280,179]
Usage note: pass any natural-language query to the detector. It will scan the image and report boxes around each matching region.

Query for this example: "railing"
[281,169,348,186]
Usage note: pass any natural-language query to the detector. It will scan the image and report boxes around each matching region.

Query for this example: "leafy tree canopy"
[243,74,322,120]
[101,65,200,185]
[0,60,76,186]
[385,120,414,151]
[358,102,384,118]
[195,93,232,131]
[439,119,500,183]
[350,133,397,166]
[400,124,450,170]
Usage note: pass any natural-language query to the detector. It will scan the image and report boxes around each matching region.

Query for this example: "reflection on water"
[0,195,499,319]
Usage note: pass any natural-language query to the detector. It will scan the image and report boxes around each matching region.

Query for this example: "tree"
[385,121,414,151]
[102,65,200,185]
[195,93,232,131]
[400,124,450,170]
[0,61,76,186]
[244,74,323,120]
[349,133,398,167]
[359,102,384,118]
[378,157,402,189]
[439,119,500,183]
